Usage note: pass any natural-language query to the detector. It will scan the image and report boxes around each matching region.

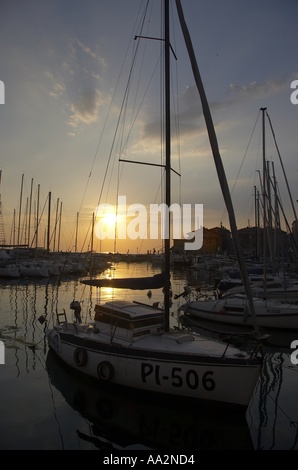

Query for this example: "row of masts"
[254,108,298,271]
[0,171,98,255]
[0,173,65,252]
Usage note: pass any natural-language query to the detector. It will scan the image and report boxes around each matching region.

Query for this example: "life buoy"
[74,348,88,367]
[49,331,61,354]
[97,361,114,382]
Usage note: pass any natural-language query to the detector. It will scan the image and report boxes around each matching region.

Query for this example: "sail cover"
[81,272,168,290]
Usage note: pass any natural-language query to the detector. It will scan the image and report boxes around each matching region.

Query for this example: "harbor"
[1,0,298,454]
[0,261,297,451]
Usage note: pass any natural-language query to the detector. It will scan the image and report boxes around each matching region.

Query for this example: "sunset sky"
[0,0,297,254]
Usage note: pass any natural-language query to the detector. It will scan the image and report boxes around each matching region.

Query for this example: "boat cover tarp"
[81,272,167,290]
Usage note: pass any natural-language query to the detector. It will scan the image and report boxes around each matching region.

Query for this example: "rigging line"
[170,4,182,183]
[266,388,298,431]
[80,220,91,252]
[269,171,297,243]
[271,182,298,268]
[94,15,153,214]
[75,1,150,217]
[110,29,155,208]
[220,109,261,224]
[46,361,65,450]
[115,52,164,169]
[29,195,49,248]
[115,39,145,163]
[124,1,154,140]
[108,16,174,253]
[118,6,180,222]
[266,110,297,222]
[172,71,182,208]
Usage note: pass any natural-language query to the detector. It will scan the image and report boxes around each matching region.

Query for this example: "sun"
[102,212,117,226]
[95,210,118,241]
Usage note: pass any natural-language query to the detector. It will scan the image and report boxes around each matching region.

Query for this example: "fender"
[97,361,114,382]
[49,330,61,354]
[74,348,88,367]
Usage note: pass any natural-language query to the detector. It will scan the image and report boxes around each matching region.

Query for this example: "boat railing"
[56,309,67,325]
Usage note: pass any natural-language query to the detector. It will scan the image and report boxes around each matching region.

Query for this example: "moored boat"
[46,0,263,410]
[47,296,262,407]
[179,292,298,330]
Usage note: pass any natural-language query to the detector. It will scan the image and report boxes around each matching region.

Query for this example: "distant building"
[173,226,230,255]
[173,223,293,260]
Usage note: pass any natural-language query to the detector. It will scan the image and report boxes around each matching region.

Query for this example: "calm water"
[0,262,298,451]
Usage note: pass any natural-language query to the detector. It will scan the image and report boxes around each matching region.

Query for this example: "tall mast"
[58,201,62,252]
[254,185,259,259]
[28,178,33,248]
[17,173,24,247]
[75,212,79,253]
[266,110,298,221]
[261,107,267,296]
[53,197,60,253]
[47,191,51,253]
[36,183,40,249]
[0,170,6,246]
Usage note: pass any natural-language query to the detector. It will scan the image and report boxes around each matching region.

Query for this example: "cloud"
[43,36,107,133]
[172,73,298,137]
[76,39,107,68]
[67,88,102,128]
[229,73,298,100]
[49,81,65,99]
[130,71,298,151]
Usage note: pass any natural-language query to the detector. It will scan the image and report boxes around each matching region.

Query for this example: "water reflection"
[247,352,298,450]
[46,350,253,451]
[0,263,298,450]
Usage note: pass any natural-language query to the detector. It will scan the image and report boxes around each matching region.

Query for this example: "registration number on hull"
[266,309,281,314]
[141,363,216,391]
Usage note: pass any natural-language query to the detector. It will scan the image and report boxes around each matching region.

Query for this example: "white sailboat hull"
[47,306,261,409]
[180,295,298,330]
[0,264,20,278]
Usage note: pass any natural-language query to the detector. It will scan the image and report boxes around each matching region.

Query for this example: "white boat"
[0,263,20,279]
[219,276,298,301]
[47,292,262,408]
[19,262,49,278]
[217,273,277,294]
[46,0,263,410]
[191,255,219,271]
[179,293,298,330]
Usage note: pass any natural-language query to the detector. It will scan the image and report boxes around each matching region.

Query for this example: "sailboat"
[179,108,298,331]
[179,293,298,330]
[46,0,263,409]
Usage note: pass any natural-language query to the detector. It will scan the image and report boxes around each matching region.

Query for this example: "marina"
[1,0,298,454]
[0,261,298,451]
